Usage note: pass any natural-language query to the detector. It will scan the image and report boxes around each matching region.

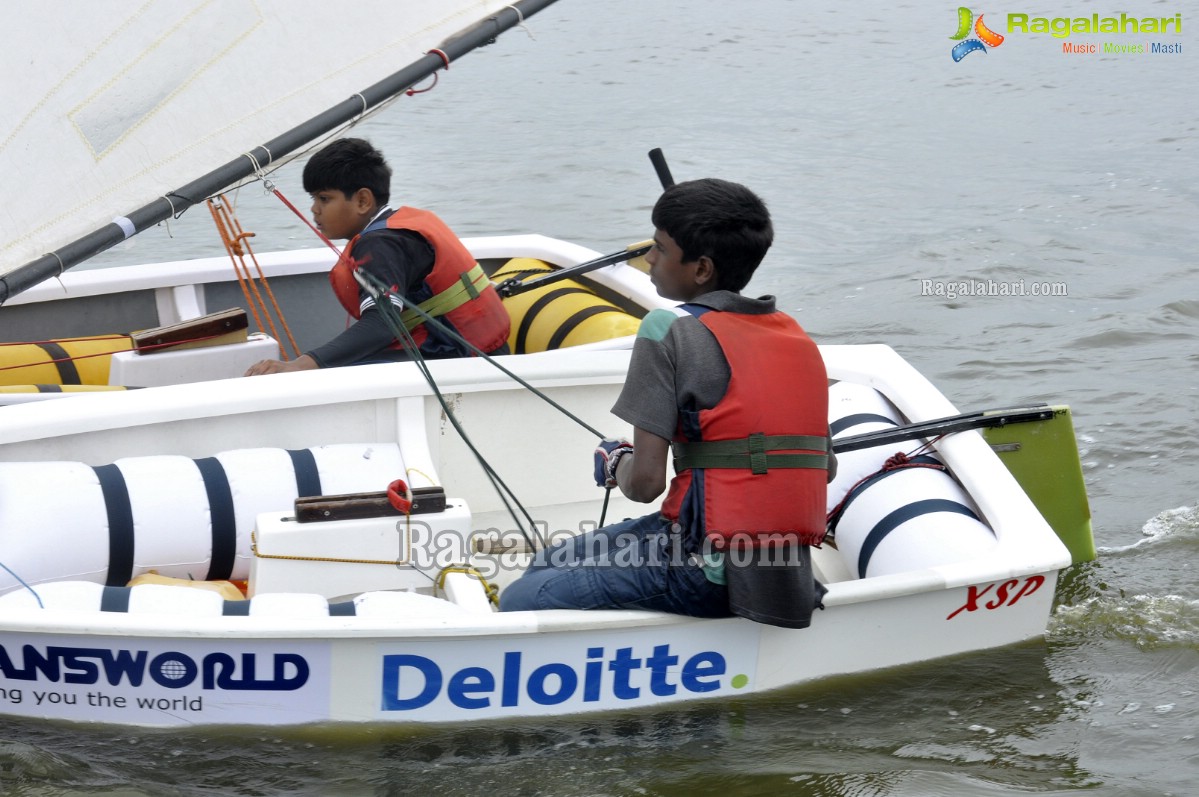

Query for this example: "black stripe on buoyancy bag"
[515,287,586,354]
[856,498,982,579]
[826,453,946,533]
[829,412,897,437]
[35,342,81,385]
[0,336,133,387]
[287,448,322,497]
[825,381,995,579]
[194,457,236,581]
[329,600,358,616]
[92,464,135,586]
[0,444,407,593]
[544,303,634,351]
[830,461,996,579]
[492,258,641,353]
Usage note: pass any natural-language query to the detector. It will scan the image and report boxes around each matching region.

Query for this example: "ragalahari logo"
[950,7,1005,60]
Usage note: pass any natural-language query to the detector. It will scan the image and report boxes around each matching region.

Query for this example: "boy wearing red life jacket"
[500,178,835,628]
[245,138,509,376]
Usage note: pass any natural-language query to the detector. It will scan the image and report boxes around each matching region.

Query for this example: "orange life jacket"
[329,206,509,355]
[660,307,829,549]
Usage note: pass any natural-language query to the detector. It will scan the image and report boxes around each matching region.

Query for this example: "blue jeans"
[498,512,730,617]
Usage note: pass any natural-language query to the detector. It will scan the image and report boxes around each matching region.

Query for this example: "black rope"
[362,273,606,439]
[355,271,558,551]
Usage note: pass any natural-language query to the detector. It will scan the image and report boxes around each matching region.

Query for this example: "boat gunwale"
[0,344,1071,638]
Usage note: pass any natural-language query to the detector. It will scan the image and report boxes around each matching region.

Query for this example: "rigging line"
[356,270,547,550]
[219,194,302,359]
[384,298,547,551]
[207,198,275,348]
[269,185,342,256]
[362,268,607,440]
[0,561,43,609]
[0,334,128,346]
[265,187,605,437]
[0,346,128,374]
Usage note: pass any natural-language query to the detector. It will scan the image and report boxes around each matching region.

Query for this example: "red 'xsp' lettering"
[946,575,1045,620]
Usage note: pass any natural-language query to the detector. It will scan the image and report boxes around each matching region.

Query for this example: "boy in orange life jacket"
[500,178,837,628]
[244,138,510,376]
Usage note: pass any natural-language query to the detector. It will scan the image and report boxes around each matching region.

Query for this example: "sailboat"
[0,1,1094,729]
[0,0,648,395]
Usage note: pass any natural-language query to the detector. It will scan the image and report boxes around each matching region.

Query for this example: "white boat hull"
[0,330,1073,728]
[0,569,1057,727]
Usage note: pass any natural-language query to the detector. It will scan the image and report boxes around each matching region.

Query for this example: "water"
[7,1,1199,794]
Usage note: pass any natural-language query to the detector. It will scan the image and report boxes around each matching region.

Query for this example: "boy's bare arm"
[616,427,670,503]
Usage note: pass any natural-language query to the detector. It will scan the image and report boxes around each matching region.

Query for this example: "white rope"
[505,4,534,39]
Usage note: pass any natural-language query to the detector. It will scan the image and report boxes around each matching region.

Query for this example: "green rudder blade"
[983,405,1096,564]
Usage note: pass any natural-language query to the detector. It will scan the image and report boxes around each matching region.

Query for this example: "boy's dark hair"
[651,178,773,292]
[302,138,392,206]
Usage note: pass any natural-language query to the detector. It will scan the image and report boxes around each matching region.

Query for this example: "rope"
[266,188,618,547]
[223,199,301,357]
[0,343,125,374]
[358,270,548,552]
[0,335,128,346]
[505,4,536,39]
[249,517,440,586]
[268,185,342,255]
[206,196,301,360]
[436,565,500,607]
[0,326,267,374]
[265,187,608,440]
[825,442,948,541]
[1,561,43,609]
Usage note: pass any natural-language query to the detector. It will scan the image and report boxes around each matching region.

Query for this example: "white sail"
[0,0,528,279]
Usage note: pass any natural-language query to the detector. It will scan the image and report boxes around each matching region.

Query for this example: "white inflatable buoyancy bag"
[826,382,996,578]
[0,443,405,592]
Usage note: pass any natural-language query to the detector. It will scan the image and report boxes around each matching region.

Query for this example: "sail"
[0,0,557,300]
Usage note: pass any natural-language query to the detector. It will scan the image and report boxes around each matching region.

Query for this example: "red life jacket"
[660,307,829,549]
[329,206,509,354]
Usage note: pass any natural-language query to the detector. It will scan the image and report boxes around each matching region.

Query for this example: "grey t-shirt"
[612,291,781,438]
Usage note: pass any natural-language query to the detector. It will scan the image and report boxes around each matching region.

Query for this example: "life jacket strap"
[671,433,829,475]
[397,263,491,331]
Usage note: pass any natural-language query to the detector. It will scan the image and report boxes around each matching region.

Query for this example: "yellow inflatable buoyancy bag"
[0,384,133,394]
[0,334,133,386]
[492,259,641,354]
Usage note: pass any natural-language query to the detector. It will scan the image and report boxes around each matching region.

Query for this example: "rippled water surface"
[8,1,1198,794]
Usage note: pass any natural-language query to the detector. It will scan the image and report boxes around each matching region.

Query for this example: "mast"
[0,0,559,305]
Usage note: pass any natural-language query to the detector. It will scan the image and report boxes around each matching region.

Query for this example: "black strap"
[100,585,131,612]
[830,413,897,437]
[36,341,81,385]
[93,464,134,587]
[857,498,982,578]
[222,600,252,616]
[672,433,830,474]
[36,384,63,393]
[194,457,236,581]
[545,305,630,351]
[328,600,358,616]
[287,449,322,497]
